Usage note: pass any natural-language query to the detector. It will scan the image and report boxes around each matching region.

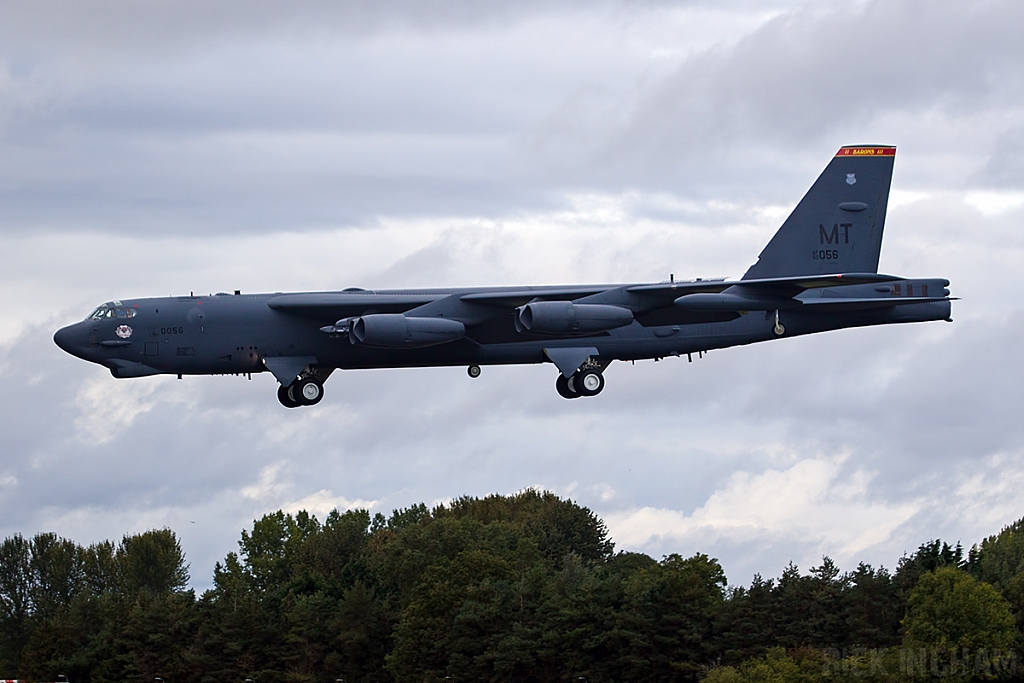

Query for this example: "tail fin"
[742,145,895,280]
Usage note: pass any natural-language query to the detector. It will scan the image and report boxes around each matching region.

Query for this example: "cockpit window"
[89,305,136,320]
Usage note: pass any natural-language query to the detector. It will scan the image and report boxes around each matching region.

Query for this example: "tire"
[295,378,324,406]
[467,364,481,378]
[555,374,580,399]
[574,368,605,397]
[277,384,301,408]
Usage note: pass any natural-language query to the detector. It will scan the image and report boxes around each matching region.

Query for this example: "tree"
[29,532,84,619]
[967,517,1024,629]
[703,647,827,683]
[902,567,1016,652]
[616,553,727,680]
[117,529,190,598]
[842,563,900,648]
[0,535,33,673]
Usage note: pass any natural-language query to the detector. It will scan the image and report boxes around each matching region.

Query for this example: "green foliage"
[713,558,903,665]
[903,566,1017,652]
[117,529,190,597]
[0,534,32,673]
[968,518,1024,630]
[0,528,192,682]
[895,539,965,599]
[703,646,901,683]
[2,498,1023,683]
[704,647,827,683]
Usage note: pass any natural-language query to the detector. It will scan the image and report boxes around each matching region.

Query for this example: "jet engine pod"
[351,314,465,348]
[516,301,633,335]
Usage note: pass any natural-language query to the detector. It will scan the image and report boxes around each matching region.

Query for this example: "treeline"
[1,490,1022,682]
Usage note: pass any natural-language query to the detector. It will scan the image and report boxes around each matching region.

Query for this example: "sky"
[2,0,1024,590]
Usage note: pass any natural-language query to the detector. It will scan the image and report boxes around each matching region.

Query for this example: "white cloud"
[963,190,1024,216]
[281,489,378,517]
[605,458,920,567]
[590,482,616,502]
[73,375,174,445]
[240,462,292,503]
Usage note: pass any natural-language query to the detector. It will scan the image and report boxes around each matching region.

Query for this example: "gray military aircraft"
[54,145,952,406]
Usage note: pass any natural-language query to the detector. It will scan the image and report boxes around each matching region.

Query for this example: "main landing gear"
[555,367,606,399]
[277,377,324,408]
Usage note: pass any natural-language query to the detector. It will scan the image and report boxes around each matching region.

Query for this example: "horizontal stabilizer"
[666,275,949,313]
[796,296,951,312]
[630,272,901,297]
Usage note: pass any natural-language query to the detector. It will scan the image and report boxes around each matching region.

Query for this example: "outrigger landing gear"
[773,309,786,336]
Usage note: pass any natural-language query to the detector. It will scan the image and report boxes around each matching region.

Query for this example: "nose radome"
[53,324,78,354]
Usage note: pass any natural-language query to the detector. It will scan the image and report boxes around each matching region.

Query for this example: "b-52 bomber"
[55,146,952,406]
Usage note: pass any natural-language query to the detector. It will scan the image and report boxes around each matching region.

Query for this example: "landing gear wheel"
[574,368,605,397]
[295,378,324,406]
[555,374,580,399]
[277,384,301,408]
[773,310,785,336]
[467,364,481,378]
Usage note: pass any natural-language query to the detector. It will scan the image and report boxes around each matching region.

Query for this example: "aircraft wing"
[268,274,913,322]
[267,292,444,319]
[268,285,612,321]
[459,286,610,308]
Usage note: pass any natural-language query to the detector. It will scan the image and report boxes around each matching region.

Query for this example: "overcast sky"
[2,0,1024,590]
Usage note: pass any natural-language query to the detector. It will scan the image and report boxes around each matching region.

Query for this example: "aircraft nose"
[53,323,84,356]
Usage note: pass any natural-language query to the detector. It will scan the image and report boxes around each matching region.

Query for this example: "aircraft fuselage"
[54,280,950,375]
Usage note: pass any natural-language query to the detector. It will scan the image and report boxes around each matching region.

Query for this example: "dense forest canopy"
[1,490,1021,682]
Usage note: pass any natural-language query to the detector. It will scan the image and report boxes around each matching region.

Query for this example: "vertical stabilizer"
[742,146,895,280]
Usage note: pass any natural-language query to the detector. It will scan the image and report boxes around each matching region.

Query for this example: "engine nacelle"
[516,301,633,335]
[350,314,465,348]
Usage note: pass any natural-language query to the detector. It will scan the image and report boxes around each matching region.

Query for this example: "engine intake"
[516,302,633,335]
[351,314,465,348]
